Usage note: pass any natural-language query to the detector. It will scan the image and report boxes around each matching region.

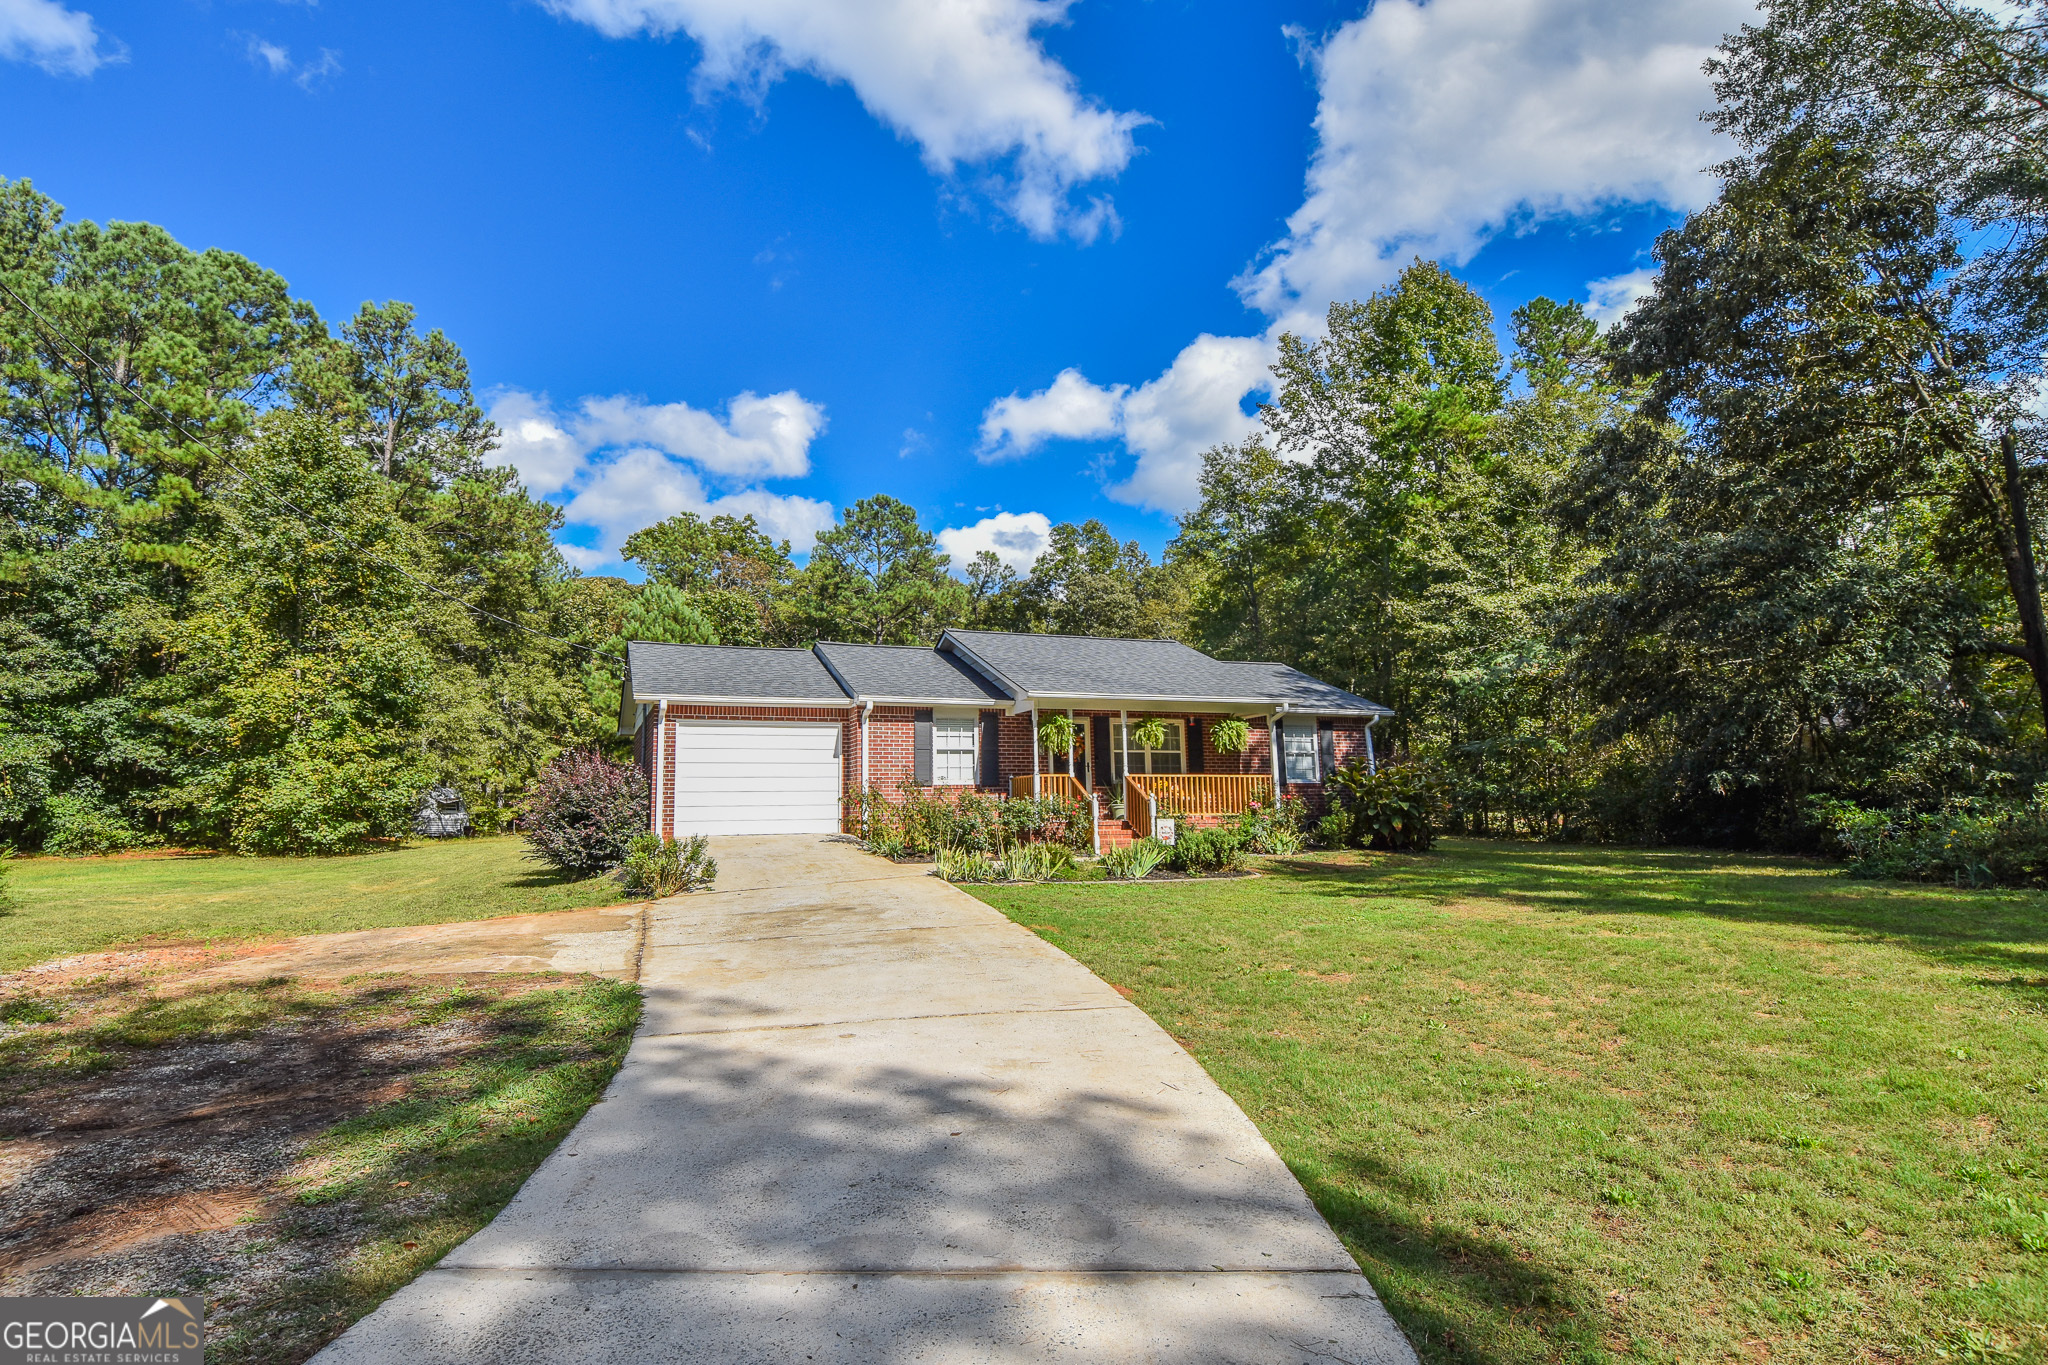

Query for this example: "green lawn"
[972,839,2048,1364]
[0,837,625,974]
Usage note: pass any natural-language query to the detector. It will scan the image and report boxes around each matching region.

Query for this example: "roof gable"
[940,630,1389,713]
[812,641,1010,704]
[624,641,849,703]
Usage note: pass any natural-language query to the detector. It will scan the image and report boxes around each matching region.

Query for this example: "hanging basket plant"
[1129,717,1168,752]
[1036,712,1076,754]
[1209,716,1251,755]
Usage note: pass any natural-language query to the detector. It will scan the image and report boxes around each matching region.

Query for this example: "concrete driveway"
[314,835,1417,1364]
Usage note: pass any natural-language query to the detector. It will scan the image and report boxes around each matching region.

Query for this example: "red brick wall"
[634,703,1377,831]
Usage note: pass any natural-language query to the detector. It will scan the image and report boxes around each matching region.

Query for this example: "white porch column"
[1030,701,1041,797]
[1268,712,1282,794]
[1067,707,1077,783]
[1119,708,1129,786]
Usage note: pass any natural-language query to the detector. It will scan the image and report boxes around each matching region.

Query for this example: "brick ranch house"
[620,629,1392,847]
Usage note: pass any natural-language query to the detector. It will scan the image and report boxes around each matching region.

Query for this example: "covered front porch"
[1011,770,1278,846]
[1004,703,1378,850]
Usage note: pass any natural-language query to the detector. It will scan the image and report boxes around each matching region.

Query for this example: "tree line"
[6,0,2045,856]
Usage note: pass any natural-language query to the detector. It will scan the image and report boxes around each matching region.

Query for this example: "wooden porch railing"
[1124,775,1154,841]
[1009,772,1090,805]
[1140,774,1273,817]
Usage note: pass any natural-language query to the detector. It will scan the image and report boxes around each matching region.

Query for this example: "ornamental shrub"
[1171,825,1244,875]
[520,748,649,876]
[1102,838,1170,880]
[620,833,717,896]
[1232,794,1308,853]
[1324,759,1444,852]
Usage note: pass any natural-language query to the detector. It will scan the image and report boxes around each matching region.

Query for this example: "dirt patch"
[0,967,638,1364]
[2,902,648,997]
[0,985,498,1297]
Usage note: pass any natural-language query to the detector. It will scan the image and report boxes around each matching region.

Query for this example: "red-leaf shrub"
[520,749,649,876]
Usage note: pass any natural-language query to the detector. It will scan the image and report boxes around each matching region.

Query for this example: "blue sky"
[4,0,1752,576]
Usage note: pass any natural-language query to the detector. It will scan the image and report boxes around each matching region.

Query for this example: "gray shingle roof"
[625,642,850,703]
[939,629,1391,714]
[813,641,1010,703]
[620,632,1391,718]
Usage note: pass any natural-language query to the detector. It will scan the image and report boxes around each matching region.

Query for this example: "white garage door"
[671,722,842,836]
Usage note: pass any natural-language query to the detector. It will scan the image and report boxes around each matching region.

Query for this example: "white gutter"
[1364,713,1379,774]
[1019,689,1392,713]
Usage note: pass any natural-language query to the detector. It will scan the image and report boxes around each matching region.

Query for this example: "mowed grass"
[1,836,624,973]
[972,839,2048,1364]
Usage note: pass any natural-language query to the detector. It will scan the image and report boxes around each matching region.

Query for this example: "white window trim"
[932,714,978,787]
[1113,719,1186,777]
[1282,725,1319,784]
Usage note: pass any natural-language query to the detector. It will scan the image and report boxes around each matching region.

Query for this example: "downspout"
[1364,713,1378,774]
[651,701,666,838]
[860,699,873,791]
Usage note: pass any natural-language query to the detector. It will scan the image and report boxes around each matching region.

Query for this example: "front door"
[1054,723,1088,780]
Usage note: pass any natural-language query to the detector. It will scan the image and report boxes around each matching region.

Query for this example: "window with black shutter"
[979,711,1000,788]
[913,709,933,785]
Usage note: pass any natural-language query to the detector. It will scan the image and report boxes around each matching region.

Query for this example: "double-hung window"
[1112,720,1184,779]
[933,717,977,785]
[1282,726,1320,784]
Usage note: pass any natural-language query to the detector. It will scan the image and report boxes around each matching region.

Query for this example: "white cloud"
[1238,0,1751,317]
[1,0,109,75]
[937,510,1052,573]
[974,334,1274,514]
[560,447,836,563]
[1108,333,1274,512]
[572,389,822,479]
[1585,266,1659,328]
[540,0,1145,239]
[485,387,834,569]
[245,35,290,73]
[977,367,1123,461]
[295,47,341,88]
[977,0,1749,519]
[489,389,588,494]
[238,33,342,88]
